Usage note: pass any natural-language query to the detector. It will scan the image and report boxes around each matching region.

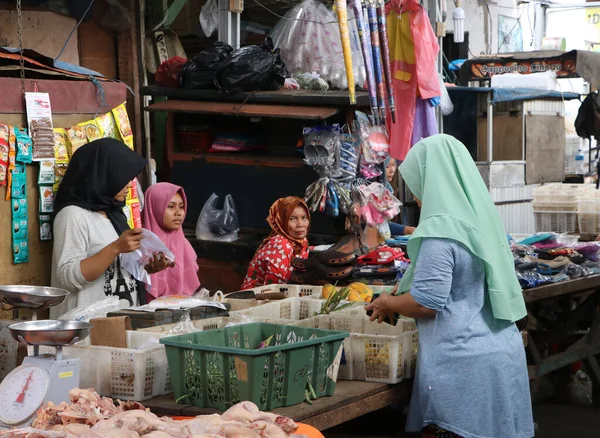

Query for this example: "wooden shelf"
[172,151,305,169]
[146,100,340,120]
[141,86,369,107]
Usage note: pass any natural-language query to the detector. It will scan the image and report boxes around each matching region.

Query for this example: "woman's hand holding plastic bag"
[121,229,175,288]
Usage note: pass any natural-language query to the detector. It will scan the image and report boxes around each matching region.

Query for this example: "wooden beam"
[117,0,143,156]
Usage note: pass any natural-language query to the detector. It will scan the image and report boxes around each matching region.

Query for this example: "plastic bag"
[569,370,593,405]
[330,7,366,90]
[215,38,287,94]
[58,296,120,322]
[180,42,234,90]
[294,72,329,91]
[270,0,360,89]
[439,75,454,116]
[121,229,175,289]
[166,311,202,334]
[199,0,219,38]
[196,193,240,242]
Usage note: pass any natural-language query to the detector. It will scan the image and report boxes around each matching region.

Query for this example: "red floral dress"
[241,235,309,290]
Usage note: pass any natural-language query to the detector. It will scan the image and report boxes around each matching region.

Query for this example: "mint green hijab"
[398,134,526,323]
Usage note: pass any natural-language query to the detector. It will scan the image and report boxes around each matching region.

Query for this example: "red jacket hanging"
[385,0,440,161]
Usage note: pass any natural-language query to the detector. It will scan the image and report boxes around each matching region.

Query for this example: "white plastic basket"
[231,297,325,321]
[137,317,239,334]
[239,284,323,299]
[297,314,418,384]
[533,184,594,205]
[31,331,171,401]
[533,211,578,233]
[577,192,600,235]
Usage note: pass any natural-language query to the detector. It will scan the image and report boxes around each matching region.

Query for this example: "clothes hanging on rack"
[385,0,440,161]
[411,97,438,146]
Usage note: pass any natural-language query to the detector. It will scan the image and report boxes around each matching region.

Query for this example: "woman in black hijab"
[50,139,168,318]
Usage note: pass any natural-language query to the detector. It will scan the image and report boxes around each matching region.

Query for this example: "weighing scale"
[0,286,92,430]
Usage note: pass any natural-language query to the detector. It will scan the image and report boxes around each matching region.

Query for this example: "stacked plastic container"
[532,184,595,233]
[578,189,600,235]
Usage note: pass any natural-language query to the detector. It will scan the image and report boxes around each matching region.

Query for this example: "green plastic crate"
[160,322,348,411]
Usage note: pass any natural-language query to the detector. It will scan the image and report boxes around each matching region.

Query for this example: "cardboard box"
[89,316,132,348]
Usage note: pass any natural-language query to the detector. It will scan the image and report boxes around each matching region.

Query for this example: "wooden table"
[523,275,600,399]
[144,380,412,431]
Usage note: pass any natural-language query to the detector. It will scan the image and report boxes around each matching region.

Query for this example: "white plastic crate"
[297,314,418,384]
[30,331,171,401]
[231,297,325,321]
[533,211,578,233]
[240,284,323,299]
[137,317,238,334]
[577,192,600,235]
[532,184,593,205]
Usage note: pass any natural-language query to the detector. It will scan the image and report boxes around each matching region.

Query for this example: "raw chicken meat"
[3,389,307,438]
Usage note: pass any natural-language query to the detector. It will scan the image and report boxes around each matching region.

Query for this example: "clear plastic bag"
[439,75,454,116]
[166,311,202,334]
[269,0,346,87]
[200,0,219,38]
[121,229,175,289]
[195,193,240,242]
[294,72,329,91]
[58,296,120,322]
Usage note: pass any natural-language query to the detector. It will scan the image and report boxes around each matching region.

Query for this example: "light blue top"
[406,238,534,438]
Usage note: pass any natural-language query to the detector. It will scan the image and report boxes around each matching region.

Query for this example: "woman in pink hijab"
[142,182,200,299]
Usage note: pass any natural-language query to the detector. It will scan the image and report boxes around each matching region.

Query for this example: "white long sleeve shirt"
[50,205,138,319]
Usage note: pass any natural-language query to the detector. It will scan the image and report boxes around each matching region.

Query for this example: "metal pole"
[487,95,494,162]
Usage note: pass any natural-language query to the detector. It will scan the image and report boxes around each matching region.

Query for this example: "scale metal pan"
[8,320,92,346]
[0,285,69,310]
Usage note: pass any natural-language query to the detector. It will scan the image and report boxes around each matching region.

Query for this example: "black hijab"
[54,138,148,235]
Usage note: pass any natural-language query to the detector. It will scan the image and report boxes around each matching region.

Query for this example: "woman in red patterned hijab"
[241,197,311,289]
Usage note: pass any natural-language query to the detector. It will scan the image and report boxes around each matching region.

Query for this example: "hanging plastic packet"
[38,159,55,185]
[335,133,360,183]
[12,217,28,241]
[303,125,341,168]
[39,185,54,213]
[39,214,52,241]
[11,164,26,199]
[78,120,102,142]
[15,128,33,164]
[325,181,339,217]
[95,112,120,139]
[53,128,70,161]
[113,103,134,149]
[0,125,9,186]
[67,125,88,156]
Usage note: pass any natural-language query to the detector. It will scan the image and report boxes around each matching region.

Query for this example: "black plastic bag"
[216,38,288,94]
[180,42,234,90]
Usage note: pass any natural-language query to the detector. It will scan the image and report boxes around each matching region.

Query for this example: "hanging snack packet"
[38,159,55,185]
[67,125,88,156]
[112,103,134,149]
[30,118,55,161]
[0,124,9,186]
[53,128,70,161]
[12,198,27,219]
[11,164,27,199]
[95,112,120,139]
[53,160,68,192]
[13,239,29,264]
[78,120,102,142]
[39,214,52,241]
[12,218,28,241]
[39,185,54,213]
[15,128,33,164]
[6,127,16,201]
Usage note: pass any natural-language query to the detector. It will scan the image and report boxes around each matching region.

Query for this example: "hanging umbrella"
[351,0,378,120]
[366,0,386,124]
[377,0,396,123]
[335,0,356,104]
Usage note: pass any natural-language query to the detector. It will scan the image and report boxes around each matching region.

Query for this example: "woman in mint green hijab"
[366,135,533,438]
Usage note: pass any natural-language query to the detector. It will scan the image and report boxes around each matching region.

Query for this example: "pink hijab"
[142,183,200,299]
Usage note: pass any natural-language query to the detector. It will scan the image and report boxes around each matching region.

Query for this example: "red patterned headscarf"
[259,196,311,255]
